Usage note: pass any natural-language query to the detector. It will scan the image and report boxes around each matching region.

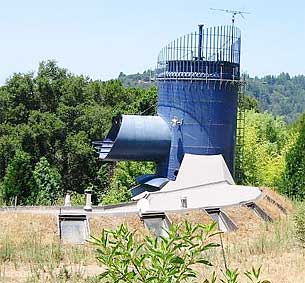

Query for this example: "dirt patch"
[224,206,265,239]
[168,209,212,225]
[261,187,294,213]
[89,215,145,237]
[257,197,285,220]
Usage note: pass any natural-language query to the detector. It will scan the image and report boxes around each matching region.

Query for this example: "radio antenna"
[210,8,250,26]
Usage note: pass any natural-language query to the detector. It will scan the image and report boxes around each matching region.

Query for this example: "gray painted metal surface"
[136,175,169,187]
[140,212,171,237]
[0,203,139,216]
[136,154,262,212]
[205,208,237,232]
[58,214,90,244]
[245,202,273,222]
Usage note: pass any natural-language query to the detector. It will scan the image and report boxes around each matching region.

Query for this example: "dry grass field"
[0,189,304,283]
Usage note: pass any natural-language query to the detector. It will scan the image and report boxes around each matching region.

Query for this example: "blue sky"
[0,0,304,84]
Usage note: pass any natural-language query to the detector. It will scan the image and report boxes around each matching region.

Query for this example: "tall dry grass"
[0,195,304,283]
[0,213,99,282]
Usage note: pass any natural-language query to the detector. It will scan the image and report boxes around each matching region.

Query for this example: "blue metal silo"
[156,25,241,179]
[94,24,241,192]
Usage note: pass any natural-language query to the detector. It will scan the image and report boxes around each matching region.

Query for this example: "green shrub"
[102,161,155,205]
[0,150,34,205]
[90,222,270,283]
[241,110,289,187]
[279,117,305,199]
[32,157,62,205]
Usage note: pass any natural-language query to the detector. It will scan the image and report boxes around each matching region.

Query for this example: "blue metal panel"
[96,115,171,161]
[157,79,238,179]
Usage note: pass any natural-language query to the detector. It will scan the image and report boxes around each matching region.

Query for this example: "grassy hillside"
[0,190,302,283]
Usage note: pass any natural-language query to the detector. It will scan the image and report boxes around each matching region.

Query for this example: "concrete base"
[136,154,262,212]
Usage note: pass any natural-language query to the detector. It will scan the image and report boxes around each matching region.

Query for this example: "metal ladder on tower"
[234,76,246,183]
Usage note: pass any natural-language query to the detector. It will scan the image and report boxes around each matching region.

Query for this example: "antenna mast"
[210,8,250,26]
[210,8,249,182]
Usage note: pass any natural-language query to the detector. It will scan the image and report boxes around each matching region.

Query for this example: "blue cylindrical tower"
[95,24,242,188]
[156,25,241,179]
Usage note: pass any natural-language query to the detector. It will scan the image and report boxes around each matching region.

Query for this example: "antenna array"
[210,8,250,25]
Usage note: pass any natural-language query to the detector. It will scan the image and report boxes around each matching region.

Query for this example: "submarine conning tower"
[157,24,241,179]
[94,24,241,187]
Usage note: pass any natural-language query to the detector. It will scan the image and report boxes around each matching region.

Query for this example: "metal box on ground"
[58,214,90,244]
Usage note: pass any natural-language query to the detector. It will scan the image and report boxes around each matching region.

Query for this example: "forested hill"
[247,74,305,123]
[118,71,156,89]
[119,71,305,123]
[0,61,157,205]
[0,61,304,206]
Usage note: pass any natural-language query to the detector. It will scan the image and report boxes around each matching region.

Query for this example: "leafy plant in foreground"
[91,221,218,283]
[91,222,270,283]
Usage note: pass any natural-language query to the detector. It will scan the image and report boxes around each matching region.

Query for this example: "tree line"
[119,71,305,123]
[0,61,156,205]
[0,62,304,205]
